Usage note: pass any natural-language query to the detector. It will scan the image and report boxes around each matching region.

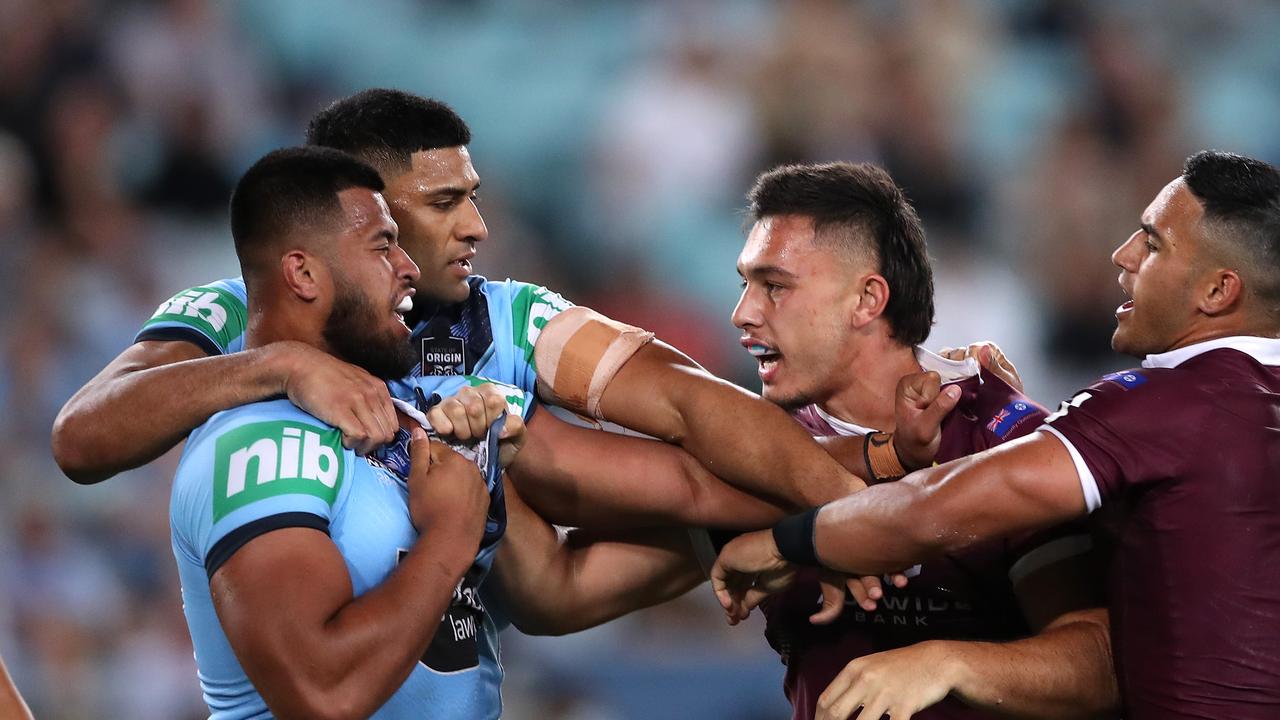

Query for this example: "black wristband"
[772,506,823,567]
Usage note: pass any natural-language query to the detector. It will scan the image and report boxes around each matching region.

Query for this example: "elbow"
[50,410,111,485]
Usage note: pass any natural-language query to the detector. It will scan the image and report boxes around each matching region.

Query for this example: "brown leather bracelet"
[864,430,906,482]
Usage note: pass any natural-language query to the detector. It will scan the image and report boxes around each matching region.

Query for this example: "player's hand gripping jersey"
[170,375,531,720]
[139,275,573,397]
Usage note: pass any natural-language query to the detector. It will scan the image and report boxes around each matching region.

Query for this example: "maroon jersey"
[1042,338,1280,720]
[771,354,1072,720]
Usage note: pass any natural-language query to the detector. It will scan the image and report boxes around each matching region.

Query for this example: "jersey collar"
[915,345,980,383]
[812,345,979,434]
[1142,335,1280,369]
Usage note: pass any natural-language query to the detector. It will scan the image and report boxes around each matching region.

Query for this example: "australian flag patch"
[1101,370,1147,390]
[987,400,1037,438]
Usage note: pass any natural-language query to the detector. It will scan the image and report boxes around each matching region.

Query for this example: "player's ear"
[1199,267,1243,317]
[281,249,325,302]
[850,273,890,330]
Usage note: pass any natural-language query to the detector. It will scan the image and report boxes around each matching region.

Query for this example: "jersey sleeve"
[136,277,248,355]
[171,400,354,579]
[500,280,574,394]
[1039,369,1198,511]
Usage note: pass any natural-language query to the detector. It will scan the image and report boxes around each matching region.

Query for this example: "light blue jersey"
[138,275,572,396]
[171,376,530,720]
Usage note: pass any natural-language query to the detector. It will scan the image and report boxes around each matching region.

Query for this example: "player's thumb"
[924,384,963,423]
[809,579,847,625]
[408,426,432,472]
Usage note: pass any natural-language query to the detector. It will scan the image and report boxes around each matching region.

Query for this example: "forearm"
[943,609,1118,718]
[53,342,296,483]
[495,480,704,635]
[503,528,703,636]
[511,412,790,529]
[599,341,863,507]
[814,435,1085,575]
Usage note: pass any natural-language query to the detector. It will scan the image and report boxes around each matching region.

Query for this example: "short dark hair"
[748,162,934,346]
[1183,150,1280,313]
[305,89,471,174]
[229,146,385,278]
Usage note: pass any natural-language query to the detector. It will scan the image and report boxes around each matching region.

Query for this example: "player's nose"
[459,197,488,244]
[731,286,761,329]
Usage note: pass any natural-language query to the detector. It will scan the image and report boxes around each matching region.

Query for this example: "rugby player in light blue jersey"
[54,89,865,536]
[170,146,543,719]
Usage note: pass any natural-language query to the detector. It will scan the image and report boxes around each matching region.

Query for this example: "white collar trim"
[915,346,980,383]
[1142,335,1280,369]
[812,404,877,437]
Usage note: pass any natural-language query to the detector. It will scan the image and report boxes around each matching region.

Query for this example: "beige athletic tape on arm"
[534,306,655,420]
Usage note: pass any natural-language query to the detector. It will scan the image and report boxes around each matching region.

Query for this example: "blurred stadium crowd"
[1,0,1277,717]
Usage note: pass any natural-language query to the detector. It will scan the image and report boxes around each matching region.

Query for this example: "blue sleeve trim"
[135,326,223,357]
[205,512,329,580]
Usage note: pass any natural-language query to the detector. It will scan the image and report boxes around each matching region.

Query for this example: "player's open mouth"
[743,339,782,380]
[1116,281,1133,317]
[448,252,475,276]
[394,293,413,330]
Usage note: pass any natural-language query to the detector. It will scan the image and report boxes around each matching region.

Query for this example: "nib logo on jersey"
[212,422,344,521]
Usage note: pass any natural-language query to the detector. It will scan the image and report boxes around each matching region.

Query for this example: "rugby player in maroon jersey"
[714,150,1280,720]
[728,163,1115,720]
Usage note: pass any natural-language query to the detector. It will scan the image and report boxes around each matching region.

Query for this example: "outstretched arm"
[595,339,866,506]
[52,339,397,484]
[490,476,704,636]
[816,544,1116,720]
[816,608,1116,720]
[712,431,1088,620]
[509,408,793,529]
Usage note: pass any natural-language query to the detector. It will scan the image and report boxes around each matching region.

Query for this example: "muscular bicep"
[817,432,1089,575]
[211,526,353,712]
[509,409,788,529]
[914,431,1089,545]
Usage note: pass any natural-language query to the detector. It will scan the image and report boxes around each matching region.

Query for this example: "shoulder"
[178,399,347,508]
[475,276,574,314]
[139,276,248,354]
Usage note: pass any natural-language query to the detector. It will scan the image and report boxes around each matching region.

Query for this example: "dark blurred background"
[1,0,1277,717]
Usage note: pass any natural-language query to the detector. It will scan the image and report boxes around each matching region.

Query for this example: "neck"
[1165,317,1280,354]
[817,336,920,431]
[243,289,328,354]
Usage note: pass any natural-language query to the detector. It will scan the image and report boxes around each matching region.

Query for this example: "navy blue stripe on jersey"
[204,512,329,579]
[136,325,223,357]
[412,276,494,377]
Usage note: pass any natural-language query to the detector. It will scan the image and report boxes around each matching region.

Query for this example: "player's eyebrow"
[1141,222,1163,241]
[424,180,481,199]
[743,264,798,280]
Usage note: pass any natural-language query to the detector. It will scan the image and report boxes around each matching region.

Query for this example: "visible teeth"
[396,296,413,313]
[748,344,773,357]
